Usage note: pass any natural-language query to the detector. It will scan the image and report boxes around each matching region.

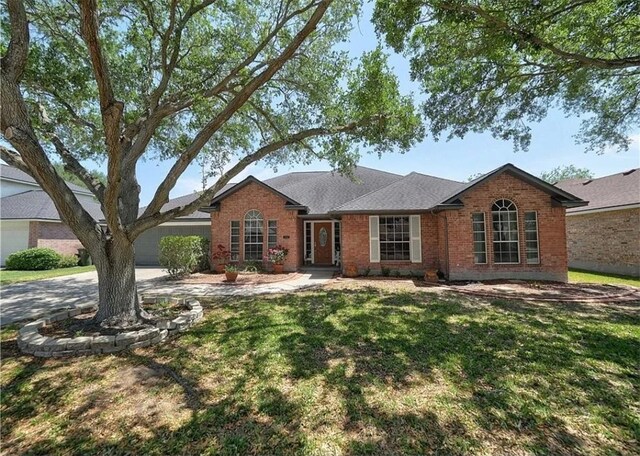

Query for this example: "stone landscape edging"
[17,296,203,357]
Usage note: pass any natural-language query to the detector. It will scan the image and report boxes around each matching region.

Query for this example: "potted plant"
[211,244,231,273]
[265,245,289,274]
[224,264,239,282]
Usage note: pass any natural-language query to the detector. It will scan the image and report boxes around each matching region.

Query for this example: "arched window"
[244,210,264,261]
[492,199,519,264]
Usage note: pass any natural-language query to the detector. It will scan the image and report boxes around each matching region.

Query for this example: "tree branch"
[1,0,29,83]
[79,0,124,233]
[441,2,640,70]
[141,0,333,220]
[131,116,372,237]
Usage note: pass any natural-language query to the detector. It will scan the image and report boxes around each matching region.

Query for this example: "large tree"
[373,0,639,153]
[1,0,423,326]
[540,164,593,183]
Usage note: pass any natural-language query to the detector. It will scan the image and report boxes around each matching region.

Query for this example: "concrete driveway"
[0,268,167,326]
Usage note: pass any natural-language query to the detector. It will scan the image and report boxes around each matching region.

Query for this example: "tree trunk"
[91,236,144,327]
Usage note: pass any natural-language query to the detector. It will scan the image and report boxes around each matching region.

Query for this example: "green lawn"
[569,268,640,288]
[1,288,638,455]
[0,266,95,285]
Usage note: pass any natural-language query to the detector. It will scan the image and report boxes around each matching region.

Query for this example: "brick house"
[0,164,103,265]
[555,169,640,277]
[203,163,586,282]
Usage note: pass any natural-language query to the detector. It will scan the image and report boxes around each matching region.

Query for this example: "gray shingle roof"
[143,183,236,220]
[331,172,465,213]
[0,190,103,221]
[0,164,92,195]
[264,166,403,215]
[555,168,640,213]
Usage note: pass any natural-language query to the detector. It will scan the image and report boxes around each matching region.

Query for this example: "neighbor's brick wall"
[445,172,568,282]
[340,212,440,275]
[566,208,640,277]
[211,182,302,271]
[28,221,83,256]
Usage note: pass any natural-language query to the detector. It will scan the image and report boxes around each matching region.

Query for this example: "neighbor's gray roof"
[0,190,103,221]
[263,166,403,215]
[555,168,639,213]
[331,172,465,213]
[0,164,92,195]
[142,183,236,220]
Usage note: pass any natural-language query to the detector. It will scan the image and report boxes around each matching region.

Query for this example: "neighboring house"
[202,163,586,282]
[0,164,216,266]
[555,169,640,277]
[0,164,103,265]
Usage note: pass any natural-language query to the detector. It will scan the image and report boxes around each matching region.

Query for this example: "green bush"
[5,248,62,271]
[58,254,79,268]
[196,237,210,272]
[158,236,207,278]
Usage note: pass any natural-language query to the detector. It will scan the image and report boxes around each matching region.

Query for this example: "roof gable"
[202,176,306,212]
[439,163,587,209]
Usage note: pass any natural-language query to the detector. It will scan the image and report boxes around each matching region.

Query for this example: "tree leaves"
[373,0,640,153]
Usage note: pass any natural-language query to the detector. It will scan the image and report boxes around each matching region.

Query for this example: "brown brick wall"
[28,221,83,256]
[211,182,302,271]
[339,172,569,281]
[444,172,568,282]
[340,213,440,275]
[566,208,640,277]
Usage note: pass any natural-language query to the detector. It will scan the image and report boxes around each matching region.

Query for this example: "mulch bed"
[39,299,186,338]
[172,271,302,285]
[443,280,640,302]
[328,277,640,303]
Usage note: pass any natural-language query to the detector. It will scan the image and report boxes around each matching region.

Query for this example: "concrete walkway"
[0,268,333,326]
[141,269,334,298]
[0,268,167,326]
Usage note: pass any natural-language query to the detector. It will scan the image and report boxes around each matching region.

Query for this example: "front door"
[313,222,332,265]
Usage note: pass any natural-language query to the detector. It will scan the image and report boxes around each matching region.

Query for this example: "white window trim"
[492,200,521,265]
[369,216,380,263]
[472,212,487,265]
[524,211,540,265]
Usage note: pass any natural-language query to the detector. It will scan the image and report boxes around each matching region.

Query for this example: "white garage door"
[134,224,211,265]
[0,220,30,266]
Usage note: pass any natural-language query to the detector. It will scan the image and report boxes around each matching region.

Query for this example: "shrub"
[381,267,390,277]
[197,237,210,272]
[158,236,207,278]
[5,248,62,270]
[58,254,79,268]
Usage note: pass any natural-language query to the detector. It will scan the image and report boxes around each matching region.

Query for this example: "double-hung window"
[268,220,277,248]
[244,210,263,261]
[524,211,540,264]
[472,213,487,264]
[379,216,410,261]
[492,199,520,264]
[230,221,240,261]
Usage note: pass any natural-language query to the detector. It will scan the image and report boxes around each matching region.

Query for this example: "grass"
[569,268,640,288]
[0,266,95,285]
[1,288,639,455]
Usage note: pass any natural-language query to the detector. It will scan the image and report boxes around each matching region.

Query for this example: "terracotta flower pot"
[225,271,238,282]
[273,263,284,274]
[214,263,225,273]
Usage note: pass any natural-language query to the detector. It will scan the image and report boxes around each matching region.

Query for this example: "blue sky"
[85,5,640,204]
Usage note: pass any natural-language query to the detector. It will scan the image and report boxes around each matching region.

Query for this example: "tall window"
[492,199,519,264]
[268,220,277,248]
[472,213,487,264]
[379,216,410,261]
[230,221,240,261]
[244,210,263,261]
[524,211,540,264]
